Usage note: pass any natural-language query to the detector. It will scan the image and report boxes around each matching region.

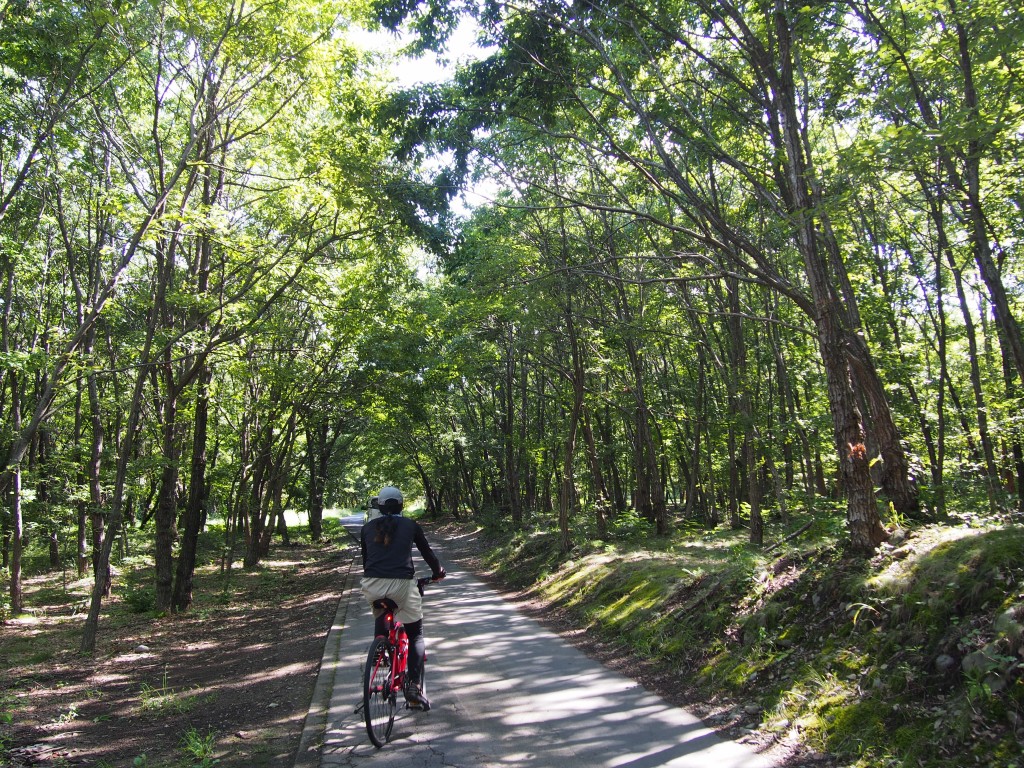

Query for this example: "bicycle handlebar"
[416,573,445,595]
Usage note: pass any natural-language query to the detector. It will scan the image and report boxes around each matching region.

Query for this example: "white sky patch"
[349,18,490,87]
[453,176,501,218]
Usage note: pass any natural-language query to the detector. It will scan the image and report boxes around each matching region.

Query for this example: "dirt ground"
[1,541,355,768]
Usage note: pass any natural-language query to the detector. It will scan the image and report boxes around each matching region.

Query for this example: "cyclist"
[360,485,446,708]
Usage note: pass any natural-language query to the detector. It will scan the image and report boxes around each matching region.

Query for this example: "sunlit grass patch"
[138,674,217,717]
[537,556,614,603]
[865,524,999,594]
[588,576,665,623]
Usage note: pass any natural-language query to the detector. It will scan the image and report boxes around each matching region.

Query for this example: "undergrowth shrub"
[0,568,10,622]
[122,582,156,614]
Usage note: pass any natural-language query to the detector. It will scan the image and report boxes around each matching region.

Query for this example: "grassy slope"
[478,519,1024,767]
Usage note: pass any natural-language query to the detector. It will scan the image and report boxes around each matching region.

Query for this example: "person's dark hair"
[374,515,397,546]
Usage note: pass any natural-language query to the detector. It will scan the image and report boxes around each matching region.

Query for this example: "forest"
[1,0,1023,755]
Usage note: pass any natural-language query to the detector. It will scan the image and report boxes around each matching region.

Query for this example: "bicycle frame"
[362,576,435,748]
[374,601,409,696]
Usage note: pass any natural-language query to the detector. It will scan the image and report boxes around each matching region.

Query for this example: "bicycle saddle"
[373,597,400,613]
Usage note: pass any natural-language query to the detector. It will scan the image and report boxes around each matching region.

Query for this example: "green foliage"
[0,569,10,623]
[483,530,566,588]
[0,688,17,726]
[607,510,654,540]
[122,582,158,615]
[179,726,219,767]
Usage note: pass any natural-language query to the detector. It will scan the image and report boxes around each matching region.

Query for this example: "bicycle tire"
[417,651,429,711]
[363,637,396,747]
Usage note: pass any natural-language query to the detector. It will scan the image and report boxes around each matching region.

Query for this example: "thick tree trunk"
[244,427,273,568]
[153,373,181,613]
[844,332,921,518]
[820,316,889,551]
[154,460,179,612]
[772,0,889,550]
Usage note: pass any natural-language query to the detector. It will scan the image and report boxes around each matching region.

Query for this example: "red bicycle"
[362,576,437,747]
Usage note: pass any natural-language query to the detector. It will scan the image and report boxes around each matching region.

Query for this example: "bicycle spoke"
[363,638,396,748]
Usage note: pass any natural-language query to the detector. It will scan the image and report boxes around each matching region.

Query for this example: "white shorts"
[360,577,423,624]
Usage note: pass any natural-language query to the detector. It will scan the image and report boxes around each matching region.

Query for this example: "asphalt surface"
[295,516,776,768]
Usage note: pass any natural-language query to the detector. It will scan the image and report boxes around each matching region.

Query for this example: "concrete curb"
[293,556,356,768]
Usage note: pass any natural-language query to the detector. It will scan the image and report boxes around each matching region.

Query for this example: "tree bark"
[172,365,211,612]
[8,379,24,615]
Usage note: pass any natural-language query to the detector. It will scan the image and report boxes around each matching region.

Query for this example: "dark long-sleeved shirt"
[360,514,442,580]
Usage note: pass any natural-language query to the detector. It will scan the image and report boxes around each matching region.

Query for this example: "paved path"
[296,517,776,768]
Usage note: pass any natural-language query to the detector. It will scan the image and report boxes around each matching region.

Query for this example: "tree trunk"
[172,366,211,612]
[821,316,889,551]
[844,332,921,518]
[9,376,24,615]
[74,382,89,578]
[772,0,888,550]
[582,410,610,539]
[948,7,1024,392]
[244,436,271,568]
[3,256,23,613]
[306,422,329,542]
[80,296,159,652]
[153,365,181,613]
[501,334,524,527]
[747,432,763,548]
[87,346,110,595]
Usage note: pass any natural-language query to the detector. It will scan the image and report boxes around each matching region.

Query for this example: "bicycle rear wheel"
[363,637,396,747]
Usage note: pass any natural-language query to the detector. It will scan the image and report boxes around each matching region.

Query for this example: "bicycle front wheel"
[363,637,396,747]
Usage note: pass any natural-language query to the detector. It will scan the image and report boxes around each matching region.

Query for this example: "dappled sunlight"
[0,536,343,768]
[865,524,998,594]
[594,582,665,623]
[319,539,774,768]
[259,558,307,569]
[212,660,315,690]
[542,558,613,600]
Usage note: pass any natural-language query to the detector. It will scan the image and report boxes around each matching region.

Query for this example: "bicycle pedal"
[404,694,431,711]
